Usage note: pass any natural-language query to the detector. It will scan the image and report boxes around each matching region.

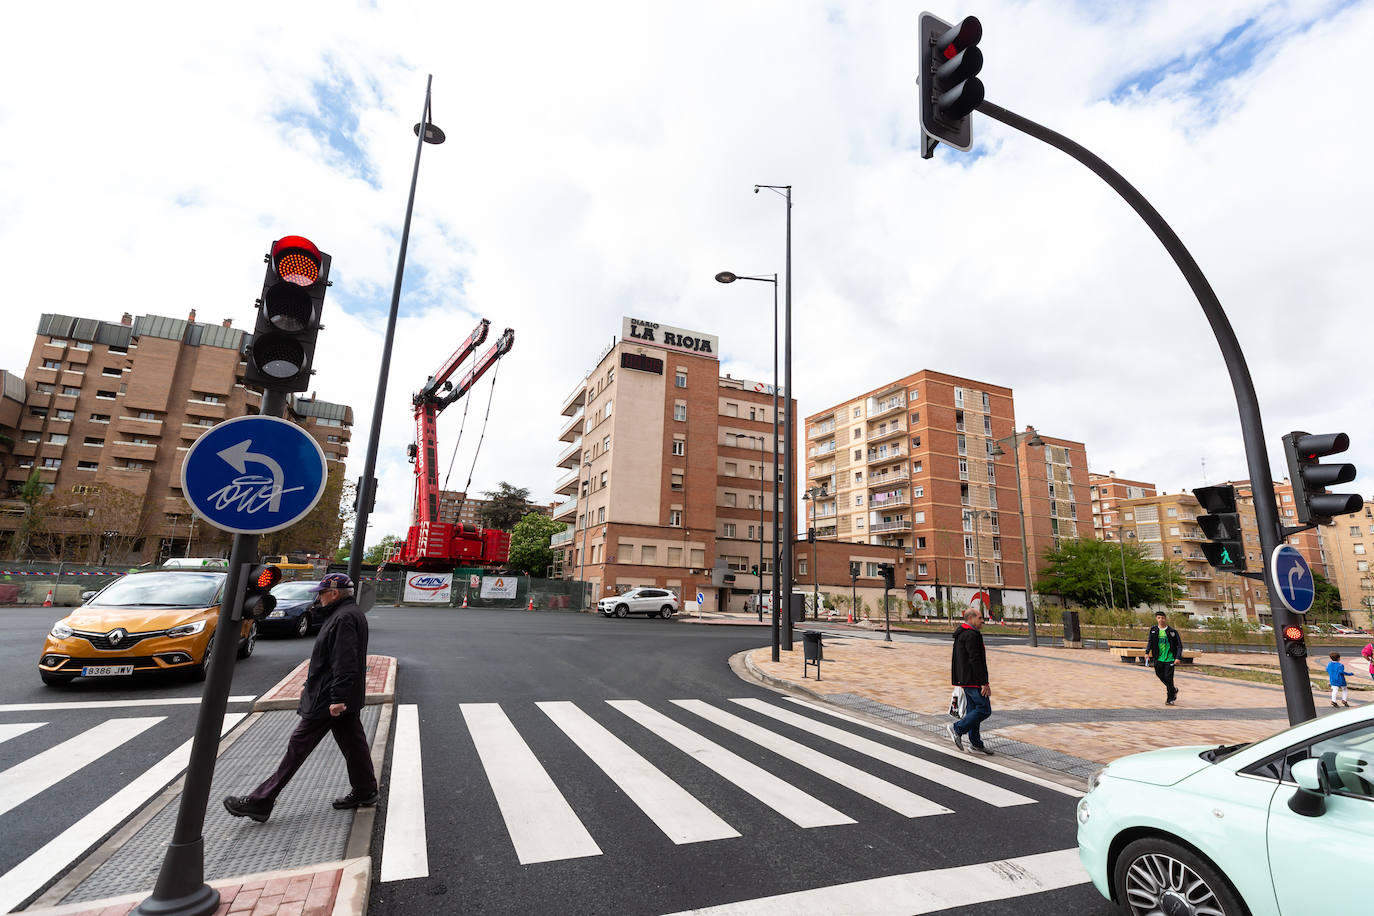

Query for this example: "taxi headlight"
[165,620,207,638]
[50,621,74,639]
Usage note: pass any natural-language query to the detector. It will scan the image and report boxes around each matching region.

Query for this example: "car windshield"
[271,581,320,600]
[87,572,224,608]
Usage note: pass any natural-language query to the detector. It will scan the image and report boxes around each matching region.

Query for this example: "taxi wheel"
[1114,837,1245,916]
[192,634,214,682]
[41,671,75,687]
[237,622,257,659]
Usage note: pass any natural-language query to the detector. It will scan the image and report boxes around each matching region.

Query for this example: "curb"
[254,656,397,712]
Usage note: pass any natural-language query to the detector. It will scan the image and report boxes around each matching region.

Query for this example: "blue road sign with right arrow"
[1270,544,1315,614]
[181,415,328,535]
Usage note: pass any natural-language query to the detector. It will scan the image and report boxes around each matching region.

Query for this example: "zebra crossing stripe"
[0,717,163,817]
[0,696,257,713]
[460,702,602,864]
[380,704,428,883]
[730,699,1035,808]
[0,722,44,746]
[660,847,1090,915]
[671,701,951,818]
[608,701,854,829]
[538,702,739,845]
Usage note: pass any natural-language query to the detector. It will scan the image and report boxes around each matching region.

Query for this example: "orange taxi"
[38,566,256,686]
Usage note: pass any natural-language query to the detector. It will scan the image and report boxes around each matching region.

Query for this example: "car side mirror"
[81,590,97,603]
[1288,758,1327,817]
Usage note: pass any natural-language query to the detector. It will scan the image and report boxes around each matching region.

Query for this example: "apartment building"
[1089,471,1158,541]
[0,372,24,476]
[1320,502,1374,628]
[803,371,1079,618]
[551,318,792,612]
[437,490,556,529]
[0,312,352,563]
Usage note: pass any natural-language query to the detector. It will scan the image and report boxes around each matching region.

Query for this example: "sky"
[2,0,1370,553]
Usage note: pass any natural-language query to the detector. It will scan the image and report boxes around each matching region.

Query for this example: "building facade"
[1320,502,1374,629]
[552,318,792,612]
[1089,471,1158,541]
[0,312,352,563]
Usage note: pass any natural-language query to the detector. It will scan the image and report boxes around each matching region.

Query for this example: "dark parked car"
[257,580,320,638]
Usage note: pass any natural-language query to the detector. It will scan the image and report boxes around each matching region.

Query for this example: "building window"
[853,407,861,418]
[60,386,80,396]
[854,495,863,507]
[671,439,684,457]
[798,559,807,575]
[671,473,683,491]
[855,518,864,528]
[725,461,737,475]
[96,390,117,400]
[603,435,611,452]
[675,371,687,388]
[723,523,737,538]
[853,449,862,461]
[84,437,104,446]
[55,409,74,421]
[72,341,92,351]
[597,507,606,523]
[916,536,926,549]
[674,403,687,421]
[101,368,121,377]
[966,561,977,581]
[641,545,658,564]
[42,359,61,370]
[600,471,608,489]
[42,458,62,469]
[670,510,682,526]
[48,434,68,445]
[724,492,736,507]
[77,461,98,470]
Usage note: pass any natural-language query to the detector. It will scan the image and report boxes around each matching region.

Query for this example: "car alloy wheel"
[1116,838,1243,916]
[660,605,673,619]
[615,604,629,618]
[194,634,215,682]
[295,614,311,638]
[237,622,257,659]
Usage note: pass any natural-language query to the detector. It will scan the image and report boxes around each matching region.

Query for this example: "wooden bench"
[1107,639,1198,664]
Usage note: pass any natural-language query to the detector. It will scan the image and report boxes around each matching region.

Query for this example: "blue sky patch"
[274,69,381,189]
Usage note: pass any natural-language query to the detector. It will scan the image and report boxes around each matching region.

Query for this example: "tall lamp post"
[990,428,1045,645]
[749,435,765,622]
[972,509,991,615]
[804,485,826,619]
[575,458,593,607]
[715,270,781,660]
[1114,525,1133,610]
[348,75,445,585]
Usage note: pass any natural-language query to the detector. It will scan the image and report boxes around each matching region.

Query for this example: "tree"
[8,468,47,560]
[363,534,402,566]
[507,512,565,576]
[73,485,149,564]
[258,463,347,559]
[1035,538,1186,609]
[1308,572,1345,626]
[335,537,352,564]
[479,482,533,531]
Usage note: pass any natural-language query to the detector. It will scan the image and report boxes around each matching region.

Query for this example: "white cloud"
[1,0,1369,553]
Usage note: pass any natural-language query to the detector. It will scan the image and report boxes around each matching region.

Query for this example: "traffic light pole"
[134,389,286,916]
[976,99,1316,723]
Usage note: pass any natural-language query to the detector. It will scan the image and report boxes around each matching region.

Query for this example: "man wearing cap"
[224,573,377,822]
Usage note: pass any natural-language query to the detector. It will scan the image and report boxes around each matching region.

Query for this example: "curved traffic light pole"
[976,99,1316,724]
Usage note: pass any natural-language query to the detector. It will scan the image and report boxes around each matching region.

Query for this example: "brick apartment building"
[1320,502,1374,629]
[1089,471,1158,541]
[552,317,794,613]
[0,312,352,564]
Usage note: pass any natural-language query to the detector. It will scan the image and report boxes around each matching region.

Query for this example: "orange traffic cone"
[847,610,853,624]
[42,589,54,607]
[527,597,535,611]
[461,594,468,608]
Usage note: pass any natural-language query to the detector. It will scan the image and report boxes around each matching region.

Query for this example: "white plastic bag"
[947,687,967,718]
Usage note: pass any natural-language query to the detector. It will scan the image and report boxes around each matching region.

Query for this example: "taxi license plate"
[81,665,134,677]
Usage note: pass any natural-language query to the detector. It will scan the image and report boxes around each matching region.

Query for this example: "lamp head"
[990,443,1006,457]
[413,122,446,144]
[1027,433,1045,447]
[715,271,738,284]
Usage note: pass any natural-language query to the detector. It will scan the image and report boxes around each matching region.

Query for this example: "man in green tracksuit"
[1146,610,1184,705]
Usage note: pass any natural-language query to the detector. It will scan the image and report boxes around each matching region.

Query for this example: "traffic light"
[244,236,330,393]
[1283,431,1363,525]
[807,527,816,543]
[878,563,896,589]
[849,561,861,579]
[1194,485,1246,572]
[240,564,282,620]
[1281,622,1307,658]
[918,13,984,156]
[751,565,759,576]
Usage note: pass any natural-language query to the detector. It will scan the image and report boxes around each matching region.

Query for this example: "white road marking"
[660,847,1091,915]
[0,712,245,915]
[539,701,739,845]
[609,701,854,829]
[783,697,1085,797]
[0,696,257,713]
[0,723,44,746]
[731,698,1035,807]
[0,717,163,817]
[380,704,428,883]
[672,700,951,818]
[460,702,601,864]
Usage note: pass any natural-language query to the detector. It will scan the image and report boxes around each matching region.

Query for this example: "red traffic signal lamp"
[240,564,282,620]
[245,236,330,393]
[919,12,984,157]
[1281,623,1307,658]
[1282,431,1363,525]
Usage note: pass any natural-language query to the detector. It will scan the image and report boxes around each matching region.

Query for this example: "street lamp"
[1114,524,1134,610]
[576,458,593,608]
[990,428,1045,646]
[348,75,444,586]
[746,435,766,623]
[804,485,826,619]
[716,270,782,660]
[971,509,991,615]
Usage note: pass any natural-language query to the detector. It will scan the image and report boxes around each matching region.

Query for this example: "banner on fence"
[404,573,452,603]
[480,576,518,599]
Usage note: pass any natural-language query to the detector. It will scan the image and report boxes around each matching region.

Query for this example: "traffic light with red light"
[240,564,282,620]
[1281,623,1307,658]
[1194,485,1246,572]
[245,236,330,393]
[1282,431,1363,525]
[919,12,984,156]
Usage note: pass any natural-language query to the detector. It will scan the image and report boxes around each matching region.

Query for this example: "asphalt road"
[364,607,1112,915]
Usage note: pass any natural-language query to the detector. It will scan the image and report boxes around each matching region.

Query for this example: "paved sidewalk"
[738,631,1365,782]
[22,657,397,916]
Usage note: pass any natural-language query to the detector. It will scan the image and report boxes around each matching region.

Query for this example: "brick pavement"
[746,634,1366,766]
[255,655,396,712]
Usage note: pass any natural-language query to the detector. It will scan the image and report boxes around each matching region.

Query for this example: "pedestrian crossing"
[381,695,1065,883]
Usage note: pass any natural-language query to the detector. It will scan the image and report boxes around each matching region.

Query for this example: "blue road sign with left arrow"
[181,415,328,535]
[1270,544,1315,614]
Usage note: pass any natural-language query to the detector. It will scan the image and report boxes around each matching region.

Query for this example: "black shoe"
[968,745,994,756]
[223,795,272,823]
[1166,699,1176,706]
[332,789,380,810]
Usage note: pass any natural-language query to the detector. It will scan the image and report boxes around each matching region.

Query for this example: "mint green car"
[1078,704,1372,914]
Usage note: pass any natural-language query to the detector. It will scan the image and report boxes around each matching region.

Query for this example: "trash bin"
[1062,610,1082,647]
[802,630,824,680]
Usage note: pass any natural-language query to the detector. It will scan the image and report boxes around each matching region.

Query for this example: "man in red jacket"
[946,607,994,756]
[223,573,378,823]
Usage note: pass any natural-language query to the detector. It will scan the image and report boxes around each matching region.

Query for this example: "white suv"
[599,588,679,619]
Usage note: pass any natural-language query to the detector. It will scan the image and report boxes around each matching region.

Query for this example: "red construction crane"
[396,318,515,571]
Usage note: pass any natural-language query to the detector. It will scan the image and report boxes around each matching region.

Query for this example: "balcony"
[550,526,576,547]
[186,399,228,420]
[117,416,164,437]
[551,499,577,522]
[870,493,910,509]
[870,519,913,533]
[558,409,584,443]
[807,441,836,459]
[560,376,589,417]
[866,393,904,418]
[867,423,905,443]
[808,421,835,439]
[867,469,909,487]
[865,446,905,463]
[557,437,584,469]
[554,469,581,496]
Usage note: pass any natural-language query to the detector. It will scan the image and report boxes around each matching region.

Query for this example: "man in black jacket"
[1146,610,1184,706]
[946,608,994,755]
[224,573,378,823]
